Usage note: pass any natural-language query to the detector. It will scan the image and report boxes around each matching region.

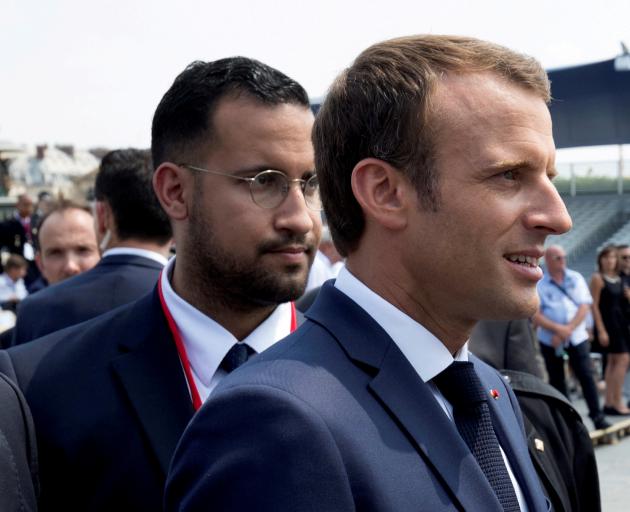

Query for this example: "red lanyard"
[157,273,298,411]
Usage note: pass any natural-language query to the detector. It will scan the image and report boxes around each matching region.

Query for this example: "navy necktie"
[433,362,520,512]
[219,343,253,373]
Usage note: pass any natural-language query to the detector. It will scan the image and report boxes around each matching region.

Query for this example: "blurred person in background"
[0,254,28,311]
[590,245,630,415]
[11,149,171,346]
[534,245,610,429]
[0,194,39,285]
[616,244,630,406]
[304,224,344,294]
[30,190,54,249]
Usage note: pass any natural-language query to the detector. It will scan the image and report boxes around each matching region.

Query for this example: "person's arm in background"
[589,272,609,347]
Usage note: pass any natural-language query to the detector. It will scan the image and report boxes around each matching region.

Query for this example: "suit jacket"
[470,319,547,380]
[0,289,194,511]
[12,253,163,346]
[0,370,39,512]
[0,217,28,256]
[166,282,549,511]
[503,370,600,512]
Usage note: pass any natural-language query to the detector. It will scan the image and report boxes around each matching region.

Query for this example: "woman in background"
[591,245,630,415]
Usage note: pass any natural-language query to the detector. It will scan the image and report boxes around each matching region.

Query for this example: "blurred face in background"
[16,195,34,219]
[619,247,630,275]
[544,246,567,275]
[598,248,618,275]
[36,208,100,284]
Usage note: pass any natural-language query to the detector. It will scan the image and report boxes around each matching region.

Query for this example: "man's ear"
[350,158,410,231]
[153,163,192,221]
[94,201,111,236]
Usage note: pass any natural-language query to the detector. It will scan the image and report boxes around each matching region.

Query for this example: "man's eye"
[502,170,517,181]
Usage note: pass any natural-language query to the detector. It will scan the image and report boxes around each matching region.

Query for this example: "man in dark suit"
[12,148,172,345]
[0,57,320,511]
[470,319,547,379]
[166,35,572,511]
[0,369,38,512]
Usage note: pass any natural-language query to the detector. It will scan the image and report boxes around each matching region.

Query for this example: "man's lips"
[502,249,544,281]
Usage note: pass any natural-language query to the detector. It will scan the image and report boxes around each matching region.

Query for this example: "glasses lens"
[251,171,287,208]
[303,176,322,211]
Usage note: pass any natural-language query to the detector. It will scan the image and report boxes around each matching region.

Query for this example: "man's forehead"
[40,209,93,236]
[203,97,314,169]
[547,247,565,257]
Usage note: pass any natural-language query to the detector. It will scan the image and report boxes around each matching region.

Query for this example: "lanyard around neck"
[157,273,298,411]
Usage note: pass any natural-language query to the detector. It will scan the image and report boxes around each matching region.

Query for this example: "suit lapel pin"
[534,438,545,452]
[490,389,500,400]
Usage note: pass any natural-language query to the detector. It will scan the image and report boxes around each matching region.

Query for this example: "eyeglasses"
[180,164,322,211]
[552,255,566,261]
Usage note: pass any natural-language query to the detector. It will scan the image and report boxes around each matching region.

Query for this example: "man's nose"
[274,185,317,236]
[523,178,572,236]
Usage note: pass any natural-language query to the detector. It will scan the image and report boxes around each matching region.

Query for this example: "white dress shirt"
[334,267,528,511]
[102,247,169,266]
[160,257,294,402]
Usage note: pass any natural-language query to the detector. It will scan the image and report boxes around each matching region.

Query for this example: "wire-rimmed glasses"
[180,164,322,211]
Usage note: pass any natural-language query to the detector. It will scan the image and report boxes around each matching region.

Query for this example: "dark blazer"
[12,254,164,346]
[0,217,28,256]
[0,369,39,512]
[470,319,547,380]
[0,289,194,511]
[166,282,549,511]
[503,370,600,512]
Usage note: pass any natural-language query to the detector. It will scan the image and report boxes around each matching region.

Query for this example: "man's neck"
[171,260,276,340]
[346,259,472,356]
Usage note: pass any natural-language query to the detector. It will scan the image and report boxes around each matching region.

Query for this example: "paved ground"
[595,436,630,511]
[571,395,630,511]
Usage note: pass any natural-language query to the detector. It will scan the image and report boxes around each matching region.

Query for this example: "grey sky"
[3,0,629,153]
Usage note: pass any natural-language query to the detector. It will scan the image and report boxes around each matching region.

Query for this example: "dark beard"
[187,200,311,311]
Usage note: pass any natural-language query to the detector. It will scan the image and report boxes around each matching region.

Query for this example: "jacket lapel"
[474,357,550,512]
[110,289,194,475]
[306,283,503,511]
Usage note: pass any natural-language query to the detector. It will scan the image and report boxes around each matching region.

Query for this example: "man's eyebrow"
[484,159,528,172]
[484,159,558,178]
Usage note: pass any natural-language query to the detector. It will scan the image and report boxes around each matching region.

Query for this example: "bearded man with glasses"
[0,57,321,511]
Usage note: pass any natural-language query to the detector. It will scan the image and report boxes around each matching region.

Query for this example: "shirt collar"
[159,257,293,388]
[334,266,468,382]
[102,247,169,266]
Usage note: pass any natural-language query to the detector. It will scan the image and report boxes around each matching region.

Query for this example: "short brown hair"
[313,35,550,256]
[4,254,27,271]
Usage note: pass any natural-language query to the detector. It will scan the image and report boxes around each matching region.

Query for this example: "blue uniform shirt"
[536,268,592,346]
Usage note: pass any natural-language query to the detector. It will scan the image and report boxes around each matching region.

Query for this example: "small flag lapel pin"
[490,389,500,400]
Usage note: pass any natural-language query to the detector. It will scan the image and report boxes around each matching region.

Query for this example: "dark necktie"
[219,343,253,373]
[433,362,520,512]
